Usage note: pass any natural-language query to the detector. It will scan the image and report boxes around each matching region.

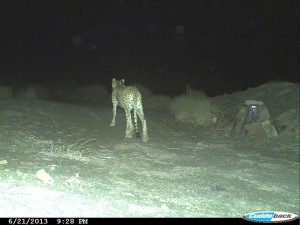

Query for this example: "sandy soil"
[0,82,299,217]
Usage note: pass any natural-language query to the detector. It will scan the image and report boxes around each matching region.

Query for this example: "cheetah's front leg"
[110,102,117,127]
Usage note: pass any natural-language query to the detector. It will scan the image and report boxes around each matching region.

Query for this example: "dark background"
[1,0,299,96]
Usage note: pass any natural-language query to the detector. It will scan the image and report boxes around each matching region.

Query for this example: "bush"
[168,85,219,126]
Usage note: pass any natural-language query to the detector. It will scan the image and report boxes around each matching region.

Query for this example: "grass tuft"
[168,85,222,126]
[66,139,96,157]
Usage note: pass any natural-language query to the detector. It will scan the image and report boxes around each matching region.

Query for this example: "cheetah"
[110,78,149,142]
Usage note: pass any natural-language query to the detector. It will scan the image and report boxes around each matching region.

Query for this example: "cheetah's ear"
[112,78,116,82]
[121,79,125,84]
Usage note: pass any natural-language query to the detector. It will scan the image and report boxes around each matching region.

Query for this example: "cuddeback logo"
[243,211,299,223]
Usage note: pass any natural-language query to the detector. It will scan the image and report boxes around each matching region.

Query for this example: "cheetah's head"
[112,78,125,90]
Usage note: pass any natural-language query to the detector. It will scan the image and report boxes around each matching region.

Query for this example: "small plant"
[67,139,96,157]
[185,84,207,99]
[168,85,219,126]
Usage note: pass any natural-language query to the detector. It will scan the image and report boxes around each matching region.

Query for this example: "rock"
[261,119,279,138]
[231,105,248,137]
[245,122,266,138]
[232,100,278,138]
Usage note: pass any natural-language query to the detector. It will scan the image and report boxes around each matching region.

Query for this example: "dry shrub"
[185,84,207,99]
[168,85,224,126]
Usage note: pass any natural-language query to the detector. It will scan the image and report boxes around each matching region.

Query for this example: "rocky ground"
[0,81,299,217]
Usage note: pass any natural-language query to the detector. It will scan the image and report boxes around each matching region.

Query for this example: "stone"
[231,100,277,138]
[231,105,248,137]
[261,119,279,138]
[245,122,266,138]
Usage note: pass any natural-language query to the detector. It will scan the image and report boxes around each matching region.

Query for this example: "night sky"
[1,0,299,96]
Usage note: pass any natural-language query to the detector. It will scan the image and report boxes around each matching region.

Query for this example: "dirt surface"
[0,82,299,217]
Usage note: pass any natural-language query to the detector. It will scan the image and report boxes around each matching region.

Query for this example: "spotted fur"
[110,78,149,142]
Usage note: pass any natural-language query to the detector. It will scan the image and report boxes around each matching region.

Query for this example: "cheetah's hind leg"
[142,119,149,142]
[125,109,134,139]
[135,132,141,141]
